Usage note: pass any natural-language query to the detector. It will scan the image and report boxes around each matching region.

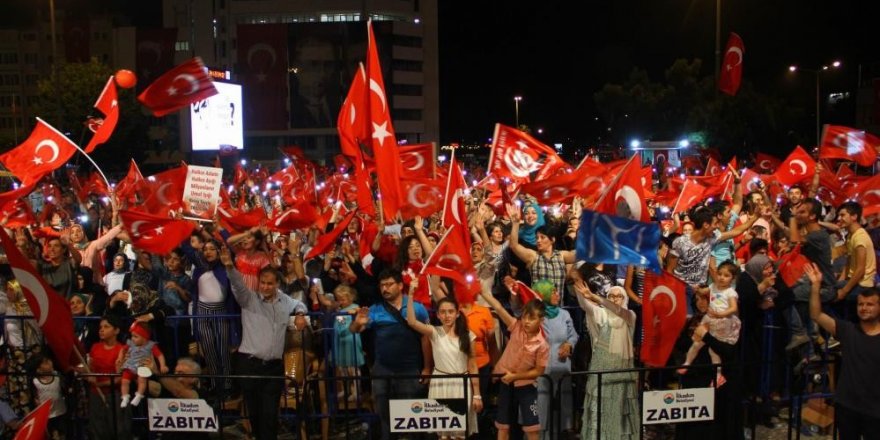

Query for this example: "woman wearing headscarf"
[574,283,640,440]
[737,254,781,426]
[531,279,578,439]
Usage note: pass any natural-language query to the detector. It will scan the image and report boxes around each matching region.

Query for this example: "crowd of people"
[0,152,878,440]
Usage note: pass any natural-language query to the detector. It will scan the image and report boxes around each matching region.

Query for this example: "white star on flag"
[372,121,392,146]
[166,86,178,96]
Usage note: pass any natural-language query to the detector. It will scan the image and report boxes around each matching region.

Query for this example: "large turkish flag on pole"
[719,32,744,96]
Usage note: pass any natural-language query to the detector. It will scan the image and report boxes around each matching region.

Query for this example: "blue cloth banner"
[575,209,661,272]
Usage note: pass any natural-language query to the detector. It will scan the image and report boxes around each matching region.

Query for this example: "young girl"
[479,287,549,440]
[31,353,67,439]
[119,322,168,407]
[331,285,365,402]
[406,291,481,439]
[679,261,742,386]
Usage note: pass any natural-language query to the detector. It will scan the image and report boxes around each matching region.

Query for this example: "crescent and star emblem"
[168,74,200,96]
[32,139,60,165]
[648,285,678,317]
[615,185,643,221]
[726,46,743,70]
[789,159,808,175]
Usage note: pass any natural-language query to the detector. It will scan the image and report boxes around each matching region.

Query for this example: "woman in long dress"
[406,292,482,439]
[574,282,641,440]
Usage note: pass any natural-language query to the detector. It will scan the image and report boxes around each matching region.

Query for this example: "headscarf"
[745,254,771,284]
[517,201,546,246]
[532,279,558,319]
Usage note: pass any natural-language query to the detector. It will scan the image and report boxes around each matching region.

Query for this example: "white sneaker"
[131,393,144,407]
[120,395,131,408]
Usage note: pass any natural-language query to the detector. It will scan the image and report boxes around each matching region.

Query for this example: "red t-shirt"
[89,341,124,390]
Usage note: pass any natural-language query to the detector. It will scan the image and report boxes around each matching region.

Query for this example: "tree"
[33,58,152,172]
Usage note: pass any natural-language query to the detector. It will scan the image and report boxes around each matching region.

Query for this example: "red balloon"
[114,69,137,89]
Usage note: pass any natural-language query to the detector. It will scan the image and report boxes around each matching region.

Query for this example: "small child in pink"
[118,322,168,407]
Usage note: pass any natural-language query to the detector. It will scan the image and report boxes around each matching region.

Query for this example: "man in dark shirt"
[350,269,429,440]
[783,198,835,351]
[807,264,880,440]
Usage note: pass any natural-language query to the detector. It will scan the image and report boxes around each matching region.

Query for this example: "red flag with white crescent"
[115,159,148,203]
[487,123,558,181]
[305,210,357,261]
[140,165,188,214]
[84,75,119,153]
[399,178,444,220]
[400,143,436,179]
[119,210,197,255]
[755,152,782,173]
[593,155,650,222]
[421,223,480,303]
[0,227,80,371]
[137,57,218,117]
[671,179,707,214]
[641,270,687,367]
[719,32,744,96]
[819,124,880,167]
[773,146,816,186]
[267,200,319,232]
[366,20,404,220]
[0,118,79,186]
[13,400,52,440]
[441,155,468,229]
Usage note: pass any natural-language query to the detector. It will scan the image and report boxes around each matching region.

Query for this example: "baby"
[118,322,167,407]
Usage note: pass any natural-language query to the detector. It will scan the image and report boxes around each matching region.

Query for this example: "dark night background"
[4,0,878,155]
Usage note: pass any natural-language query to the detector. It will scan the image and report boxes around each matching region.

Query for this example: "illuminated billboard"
[190,81,244,151]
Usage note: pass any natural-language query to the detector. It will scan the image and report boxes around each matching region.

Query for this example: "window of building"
[392,59,422,72]
[394,84,422,96]
[175,41,190,52]
[394,109,422,120]
[393,35,423,48]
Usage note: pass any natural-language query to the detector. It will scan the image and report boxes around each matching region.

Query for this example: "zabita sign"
[642,387,714,425]
[148,399,219,432]
[390,399,467,432]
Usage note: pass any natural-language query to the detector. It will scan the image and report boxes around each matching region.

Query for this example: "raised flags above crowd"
[773,145,815,186]
[575,208,662,273]
[719,32,744,96]
[137,57,218,117]
[0,118,79,185]
[83,76,120,153]
[819,124,880,167]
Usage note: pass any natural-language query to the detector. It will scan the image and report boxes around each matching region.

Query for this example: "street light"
[514,96,522,128]
[788,61,842,146]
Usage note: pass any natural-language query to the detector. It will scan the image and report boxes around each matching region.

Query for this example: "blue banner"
[576,209,661,272]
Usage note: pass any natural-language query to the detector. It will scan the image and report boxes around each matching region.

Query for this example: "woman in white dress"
[406,291,482,439]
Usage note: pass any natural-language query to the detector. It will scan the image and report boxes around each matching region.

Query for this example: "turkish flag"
[115,159,147,203]
[217,201,267,233]
[740,168,763,195]
[13,400,52,440]
[704,157,722,176]
[338,63,370,160]
[777,245,810,287]
[508,280,541,304]
[773,146,816,186]
[719,32,744,96]
[0,198,35,228]
[137,57,218,117]
[441,155,468,228]
[593,155,651,222]
[534,151,567,181]
[672,179,707,214]
[140,165,188,214]
[269,164,299,190]
[119,210,196,255]
[819,125,880,167]
[400,143,436,179]
[84,76,119,153]
[305,210,357,261]
[641,270,687,367]
[847,173,880,216]
[0,182,36,214]
[487,123,558,181]
[421,223,480,303]
[0,227,80,371]
[237,24,289,130]
[0,118,78,185]
[755,152,782,173]
[399,178,444,220]
[78,172,110,201]
[366,21,404,220]
[267,200,319,232]
[233,163,248,186]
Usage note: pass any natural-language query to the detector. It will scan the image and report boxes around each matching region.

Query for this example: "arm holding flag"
[730,169,743,215]
[478,286,516,329]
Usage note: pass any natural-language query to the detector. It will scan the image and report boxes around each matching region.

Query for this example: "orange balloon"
[114,69,137,89]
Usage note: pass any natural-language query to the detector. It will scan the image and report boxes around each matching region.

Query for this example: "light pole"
[788,61,841,146]
[514,96,522,128]
[714,0,721,86]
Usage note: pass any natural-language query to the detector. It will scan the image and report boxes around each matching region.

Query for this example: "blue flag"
[575,209,662,272]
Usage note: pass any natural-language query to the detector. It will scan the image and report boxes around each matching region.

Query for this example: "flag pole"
[73,345,109,407]
[70,142,113,206]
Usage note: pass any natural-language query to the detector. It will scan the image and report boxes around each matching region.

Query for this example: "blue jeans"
[371,364,426,440]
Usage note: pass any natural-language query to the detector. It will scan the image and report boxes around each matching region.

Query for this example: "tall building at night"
[161,0,439,162]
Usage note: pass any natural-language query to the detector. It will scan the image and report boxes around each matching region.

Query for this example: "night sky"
[5,1,877,148]
[438,0,877,145]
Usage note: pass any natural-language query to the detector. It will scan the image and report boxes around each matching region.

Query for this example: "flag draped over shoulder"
[0,227,80,371]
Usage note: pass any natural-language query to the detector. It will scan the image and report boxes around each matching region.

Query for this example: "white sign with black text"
[642,387,714,425]
[148,398,219,432]
[390,399,468,432]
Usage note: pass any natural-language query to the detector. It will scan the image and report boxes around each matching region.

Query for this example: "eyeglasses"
[607,294,625,299]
